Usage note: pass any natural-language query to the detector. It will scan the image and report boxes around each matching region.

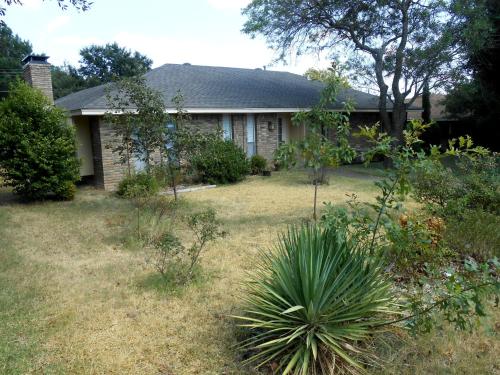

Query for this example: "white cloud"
[21,0,43,10]
[46,15,71,33]
[206,0,250,11]
[47,35,104,66]
[39,31,330,75]
[112,31,330,75]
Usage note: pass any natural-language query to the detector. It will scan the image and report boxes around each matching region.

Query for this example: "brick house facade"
[24,60,417,191]
[76,111,380,190]
[81,113,284,190]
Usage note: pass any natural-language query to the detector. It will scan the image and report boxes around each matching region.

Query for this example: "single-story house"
[22,54,417,190]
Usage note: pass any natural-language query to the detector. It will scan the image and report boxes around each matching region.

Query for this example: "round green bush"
[250,154,267,175]
[191,139,249,184]
[0,81,80,200]
[116,172,159,198]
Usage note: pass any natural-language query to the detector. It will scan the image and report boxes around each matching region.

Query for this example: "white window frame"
[246,114,256,157]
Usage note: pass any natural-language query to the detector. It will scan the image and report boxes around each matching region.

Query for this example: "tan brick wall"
[87,112,380,190]
[22,63,53,103]
[92,114,223,190]
[182,114,220,134]
[98,118,127,191]
[256,113,278,161]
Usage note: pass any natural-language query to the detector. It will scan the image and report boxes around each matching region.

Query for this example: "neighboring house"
[408,94,462,146]
[22,54,417,191]
[408,94,455,124]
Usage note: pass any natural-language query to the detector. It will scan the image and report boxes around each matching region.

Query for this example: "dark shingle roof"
[55,63,383,112]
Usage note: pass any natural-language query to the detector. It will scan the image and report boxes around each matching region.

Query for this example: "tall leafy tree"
[79,43,153,86]
[51,63,86,99]
[0,23,87,99]
[242,0,490,144]
[53,43,153,98]
[0,23,31,97]
[444,0,500,150]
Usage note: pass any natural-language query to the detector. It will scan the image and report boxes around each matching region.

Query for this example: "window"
[165,122,176,149]
[222,114,233,140]
[246,114,256,157]
[131,132,146,172]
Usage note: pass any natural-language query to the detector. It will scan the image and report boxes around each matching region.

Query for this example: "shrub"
[444,209,500,261]
[191,139,249,184]
[235,225,394,374]
[116,172,159,198]
[385,214,451,273]
[412,161,464,212]
[147,208,225,283]
[148,232,185,277]
[456,155,499,215]
[151,164,183,189]
[273,142,298,171]
[0,81,80,200]
[413,156,500,217]
[249,155,267,175]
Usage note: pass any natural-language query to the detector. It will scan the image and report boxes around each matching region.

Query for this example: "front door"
[246,114,256,157]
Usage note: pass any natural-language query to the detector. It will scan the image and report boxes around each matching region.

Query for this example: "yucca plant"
[235,225,395,374]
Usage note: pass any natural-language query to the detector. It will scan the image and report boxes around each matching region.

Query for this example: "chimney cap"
[22,54,50,65]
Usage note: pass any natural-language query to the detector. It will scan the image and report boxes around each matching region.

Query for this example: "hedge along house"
[23,55,414,190]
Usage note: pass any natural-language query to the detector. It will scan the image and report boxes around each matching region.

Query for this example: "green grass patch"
[136,265,211,296]
[0,210,46,374]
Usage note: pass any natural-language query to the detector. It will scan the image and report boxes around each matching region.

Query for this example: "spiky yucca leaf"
[235,225,395,374]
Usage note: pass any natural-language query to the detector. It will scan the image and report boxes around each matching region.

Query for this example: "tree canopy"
[444,0,500,150]
[78,42,153,86]
[51,63,86,99]
[1,23,153,99]
[51,42,154,98]
[242,0,490,143]
[0,23,32,97]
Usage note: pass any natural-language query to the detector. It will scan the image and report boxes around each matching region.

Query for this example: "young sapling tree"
[275,66,356,220]
[105,76,168,175]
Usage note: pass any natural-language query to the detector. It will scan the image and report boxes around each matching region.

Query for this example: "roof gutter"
[69,107,406,116]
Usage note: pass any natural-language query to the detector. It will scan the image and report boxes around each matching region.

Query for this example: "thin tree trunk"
[136,206,140,238]
[145,149,151,174]
[391,102,407,147]
[313,170,319,221]
[374,54,396,169]
[126,141,132,177]
[389,1,409,148]
[422,77,431,124]
[374,53,392,134]
[166,155,178,200]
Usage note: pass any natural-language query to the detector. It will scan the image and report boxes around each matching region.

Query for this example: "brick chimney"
[22,55,54,103]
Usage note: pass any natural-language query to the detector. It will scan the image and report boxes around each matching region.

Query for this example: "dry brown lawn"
[1,169,498,374]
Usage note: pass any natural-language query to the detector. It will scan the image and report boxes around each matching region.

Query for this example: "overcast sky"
[4,0,332,75]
